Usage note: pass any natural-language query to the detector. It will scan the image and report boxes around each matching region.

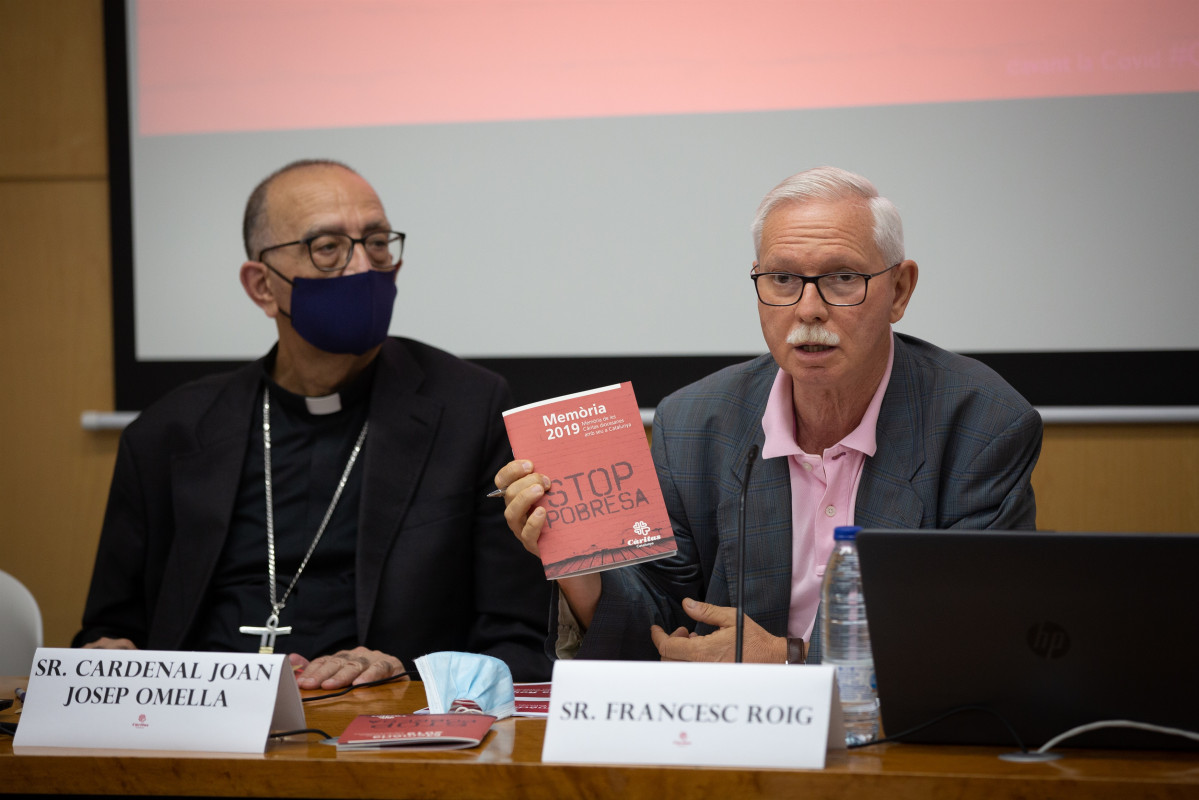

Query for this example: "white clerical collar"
[304,393,343,415]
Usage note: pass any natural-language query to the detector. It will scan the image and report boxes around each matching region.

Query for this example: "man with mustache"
[76,159,552,686]
[495,166,1042,664]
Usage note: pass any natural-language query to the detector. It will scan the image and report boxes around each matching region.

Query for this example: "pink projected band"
[138,0,1199,136]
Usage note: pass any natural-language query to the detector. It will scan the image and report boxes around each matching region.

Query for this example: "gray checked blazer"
[572,333,1042,663]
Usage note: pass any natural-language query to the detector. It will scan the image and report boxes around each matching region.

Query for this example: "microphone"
[735,444,759,663]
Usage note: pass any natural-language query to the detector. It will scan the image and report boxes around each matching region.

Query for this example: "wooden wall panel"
[0,0,1194,654]
[0,0,116,649]
[0,191,120,651]
[0,0,107,177]
[1033,424,1199,533]
[0,180,117,648]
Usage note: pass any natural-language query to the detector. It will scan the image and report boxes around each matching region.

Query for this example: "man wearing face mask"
[75,159,553,688]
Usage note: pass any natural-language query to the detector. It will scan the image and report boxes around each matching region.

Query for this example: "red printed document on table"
[336,713,496,750]
[502,382,676,579]
[514,682,553,718]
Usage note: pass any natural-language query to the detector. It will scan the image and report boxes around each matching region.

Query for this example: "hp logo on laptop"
[1027,622,1071,659]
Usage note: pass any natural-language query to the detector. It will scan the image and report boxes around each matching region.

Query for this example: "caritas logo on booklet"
[627,520,662,548]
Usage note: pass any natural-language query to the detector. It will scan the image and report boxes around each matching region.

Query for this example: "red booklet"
[336,713,496,751]
[502,382,676,579]
[513,682,552,718]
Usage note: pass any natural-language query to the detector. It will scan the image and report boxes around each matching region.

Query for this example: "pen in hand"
[486,488,504,498]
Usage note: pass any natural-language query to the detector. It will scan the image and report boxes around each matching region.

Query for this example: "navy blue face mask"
[270,268,397,355]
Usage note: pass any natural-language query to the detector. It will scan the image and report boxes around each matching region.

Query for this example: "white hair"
[750,166,905,266]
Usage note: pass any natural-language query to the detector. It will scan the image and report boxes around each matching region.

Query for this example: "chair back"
[0,570,43,675]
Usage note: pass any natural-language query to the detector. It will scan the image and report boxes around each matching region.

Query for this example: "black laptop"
[855,529,1199,750]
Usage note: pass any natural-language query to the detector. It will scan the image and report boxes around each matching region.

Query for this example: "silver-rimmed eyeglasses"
[257,230,405,273]
[750,263,899,307]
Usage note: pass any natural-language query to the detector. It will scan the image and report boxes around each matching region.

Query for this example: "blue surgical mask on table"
[415,652,516,720]
[274,268,397,355]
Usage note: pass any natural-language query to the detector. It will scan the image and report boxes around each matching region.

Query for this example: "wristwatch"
[785,637,807,665]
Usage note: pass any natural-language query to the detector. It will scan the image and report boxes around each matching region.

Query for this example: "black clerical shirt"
[188,361,375,659]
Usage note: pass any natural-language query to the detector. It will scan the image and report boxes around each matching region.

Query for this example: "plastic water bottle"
[821,525,880,745]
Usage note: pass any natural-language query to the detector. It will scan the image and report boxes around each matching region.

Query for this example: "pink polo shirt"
[759,332,894,641]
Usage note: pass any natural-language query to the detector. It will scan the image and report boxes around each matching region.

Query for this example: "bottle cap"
[834,525,862,541]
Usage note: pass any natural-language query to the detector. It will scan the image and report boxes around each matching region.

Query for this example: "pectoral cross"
[239,613,292,654]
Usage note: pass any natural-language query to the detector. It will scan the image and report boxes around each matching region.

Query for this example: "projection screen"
[106,0,1199,412]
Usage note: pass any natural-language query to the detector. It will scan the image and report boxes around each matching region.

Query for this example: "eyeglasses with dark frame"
[750,263,900,307]
[257,231,406,273]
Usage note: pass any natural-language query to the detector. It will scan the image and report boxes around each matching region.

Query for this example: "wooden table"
[2,676,1197,799]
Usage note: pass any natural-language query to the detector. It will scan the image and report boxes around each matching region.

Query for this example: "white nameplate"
[542,661,845,769]
[13,648,305,754]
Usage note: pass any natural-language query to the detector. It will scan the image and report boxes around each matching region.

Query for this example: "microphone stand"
[735,444,759,663]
